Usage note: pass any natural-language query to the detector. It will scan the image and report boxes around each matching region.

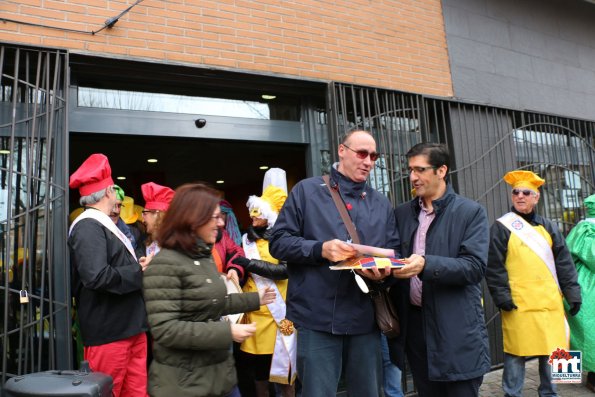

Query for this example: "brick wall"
[0,0,452,96]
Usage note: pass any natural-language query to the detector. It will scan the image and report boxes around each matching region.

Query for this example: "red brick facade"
[0,0,452,96]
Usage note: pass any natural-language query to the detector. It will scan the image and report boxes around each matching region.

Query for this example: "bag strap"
[322,175,360,244]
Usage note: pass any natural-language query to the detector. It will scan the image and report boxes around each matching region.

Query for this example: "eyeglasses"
[211,213,224,222]
[113,203,123,209]
[342,144,380,161]
[407,166,437,175]
[512,189,535,197]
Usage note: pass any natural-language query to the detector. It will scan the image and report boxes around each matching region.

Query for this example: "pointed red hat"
[141,182,175,211]
[69,154,114,196]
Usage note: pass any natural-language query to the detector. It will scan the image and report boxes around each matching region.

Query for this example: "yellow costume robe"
[501,226,567,356]
[241,239,288,356]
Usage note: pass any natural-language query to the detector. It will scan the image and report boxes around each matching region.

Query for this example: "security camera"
[195,119,207,128]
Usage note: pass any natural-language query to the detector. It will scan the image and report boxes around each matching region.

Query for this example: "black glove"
[569,302,581,316]
[244,259,289,280]
[498,300,518,311]
[231,256,251,268]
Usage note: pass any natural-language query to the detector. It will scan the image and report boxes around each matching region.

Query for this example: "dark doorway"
[69,133,308,231]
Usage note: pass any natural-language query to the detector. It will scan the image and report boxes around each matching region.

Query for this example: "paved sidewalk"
[480,357,593,396]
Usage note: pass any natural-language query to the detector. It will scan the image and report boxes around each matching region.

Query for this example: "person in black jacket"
[269,130,401,397]
[388,143,490,397]
[68,154,152,397]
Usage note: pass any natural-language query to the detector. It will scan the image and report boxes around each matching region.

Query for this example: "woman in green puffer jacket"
[143,183,275,397]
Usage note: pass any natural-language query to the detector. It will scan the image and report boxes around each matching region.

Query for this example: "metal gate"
[328,82,595,391]
[0,44,71,383]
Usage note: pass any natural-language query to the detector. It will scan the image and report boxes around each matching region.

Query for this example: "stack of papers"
[329,243,405,270]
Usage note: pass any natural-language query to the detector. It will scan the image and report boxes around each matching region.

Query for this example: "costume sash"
[69,208,137,261]
[497,211,569,348]
[242,234,297,384]
[497,212,559,290]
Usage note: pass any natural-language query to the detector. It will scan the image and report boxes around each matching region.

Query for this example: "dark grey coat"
[269,166,400,335]
[388,185,491,382]
[143,244,260,397]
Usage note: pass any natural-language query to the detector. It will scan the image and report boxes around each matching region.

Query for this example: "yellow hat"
[247,186,287,227]
[120,196,138,224]
[503,170,545,192]
[134,204,144,221]
[69,207,84,224]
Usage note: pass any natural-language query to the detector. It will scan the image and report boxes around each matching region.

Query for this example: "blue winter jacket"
[387,185,491,381]
[269,166,400,335]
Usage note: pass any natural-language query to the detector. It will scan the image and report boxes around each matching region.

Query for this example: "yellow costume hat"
[247,168,288,228]
[69,207,84,225]
[120,196,138,224]
[247,186,287,228]
[133,204,144,221]
[503,170,545,192]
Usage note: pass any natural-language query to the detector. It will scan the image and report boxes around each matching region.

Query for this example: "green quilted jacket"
[143,244,260,397]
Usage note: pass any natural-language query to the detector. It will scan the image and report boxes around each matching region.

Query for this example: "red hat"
[141,182,175,211]
[69,154,114,196]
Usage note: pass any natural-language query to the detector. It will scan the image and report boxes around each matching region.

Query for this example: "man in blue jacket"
[388,143,491,397]
[269,129,401,397]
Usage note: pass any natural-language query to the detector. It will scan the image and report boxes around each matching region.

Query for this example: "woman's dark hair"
[406,143,450,177]
[157,183,219,252]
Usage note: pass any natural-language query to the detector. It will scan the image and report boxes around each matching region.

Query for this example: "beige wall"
[0,0,452,96]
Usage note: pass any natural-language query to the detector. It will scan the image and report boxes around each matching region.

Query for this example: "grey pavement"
[480,357,594,397]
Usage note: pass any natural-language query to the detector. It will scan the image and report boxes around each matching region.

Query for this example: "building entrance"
[69,133,308,231]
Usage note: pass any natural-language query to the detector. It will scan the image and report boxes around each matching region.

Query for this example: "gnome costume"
[68,153,148,397]
[141,181,174,256]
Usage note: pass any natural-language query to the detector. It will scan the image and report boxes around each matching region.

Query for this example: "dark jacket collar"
[183,238,212,259]
[511,207,538,223]
[247,225,271,242]
[330,164,367,198]
[412,183,455,216]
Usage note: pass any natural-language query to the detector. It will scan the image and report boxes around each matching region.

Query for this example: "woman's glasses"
[211,213,224,222]
[342,144,380,161]
[512,189,534,197]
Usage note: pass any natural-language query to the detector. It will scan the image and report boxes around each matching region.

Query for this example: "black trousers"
[406,305,483,397]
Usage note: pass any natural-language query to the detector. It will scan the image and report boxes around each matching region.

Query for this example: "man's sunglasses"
[512,189,534,196]
[342,144,380,161]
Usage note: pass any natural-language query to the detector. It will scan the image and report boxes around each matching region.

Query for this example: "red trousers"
[84,332,148,397]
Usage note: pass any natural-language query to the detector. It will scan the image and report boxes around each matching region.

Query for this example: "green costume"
[566,194,595,372]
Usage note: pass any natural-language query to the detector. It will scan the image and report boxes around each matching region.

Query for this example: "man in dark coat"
[388,143,491,397]
[68,153,151,397]
[269,129,401,397]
